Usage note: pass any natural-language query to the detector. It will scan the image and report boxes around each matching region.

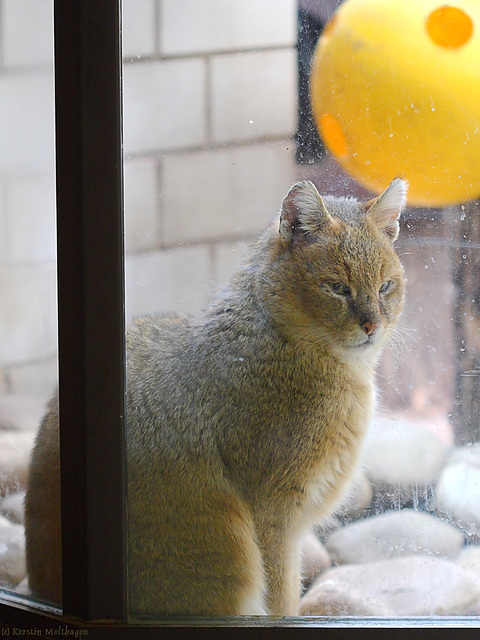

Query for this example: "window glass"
[117,0,480,621]
[0,0,58,606]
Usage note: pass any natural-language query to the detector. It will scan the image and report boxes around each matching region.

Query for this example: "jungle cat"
[25,178,407,616]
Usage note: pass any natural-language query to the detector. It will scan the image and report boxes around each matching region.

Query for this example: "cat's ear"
[365,178,408,242]
[279,181,340,244]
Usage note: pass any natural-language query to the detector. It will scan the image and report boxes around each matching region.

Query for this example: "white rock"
[300,580,393,616]
[0,491,25,524]
[301,531,331,585]
[364,415,447,507]
[0,431,35,497]
[325,509,464,564]
[313,515,342,542]
[365,415,447,487]
[300,555,479,616]
[0,524,26,587]
[447,443,480,467]
[457,545,480,574]
[337,471,373,519]
[436,457,480,536]
[14,576,30,595]
[455,546,480,614]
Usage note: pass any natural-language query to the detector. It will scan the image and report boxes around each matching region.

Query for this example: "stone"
[447,443,480,467]
[313,515,342,542]
[0,431,35,497]
[325,509,464,565]
[299,555,480,616]
[0,524,26,587]
[364,414,447,508]
[14,576,30,596]
[301,531,331,586]
[457,545,480,575]
[0,491,25,524]
[300,580,393,616]
[0,395,45,431]
[435,450,480,537]
[336,470,373,520]
[455,546,480,614]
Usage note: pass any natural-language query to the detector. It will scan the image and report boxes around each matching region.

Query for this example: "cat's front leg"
[255,519,301,616]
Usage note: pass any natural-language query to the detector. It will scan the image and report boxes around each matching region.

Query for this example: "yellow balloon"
[310,0,480,207]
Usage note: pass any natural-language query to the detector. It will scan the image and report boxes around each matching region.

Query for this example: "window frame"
[53,0,127,621]
[1,0,480,635]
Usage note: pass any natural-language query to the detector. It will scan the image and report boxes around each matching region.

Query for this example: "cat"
[25,178,406,616]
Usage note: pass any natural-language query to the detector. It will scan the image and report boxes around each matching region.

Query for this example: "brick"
[211,49,296,144]
[122,0,157,60]
[2,0,53,68]
[159,0,296,55]
[212,240,251,288]
[0,73,55,173]
[123,59,206,154]
[161,141,296,244]
[126,245,211,318]
[124,158,159,253]
[3,172,56,265]
[0,265,57,367]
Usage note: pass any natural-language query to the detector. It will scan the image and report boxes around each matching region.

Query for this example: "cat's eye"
[329,282,352,296]
[379,280,395,294]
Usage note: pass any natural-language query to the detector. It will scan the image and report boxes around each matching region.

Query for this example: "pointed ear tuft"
[365,178,408,242]
[279,181,335,243]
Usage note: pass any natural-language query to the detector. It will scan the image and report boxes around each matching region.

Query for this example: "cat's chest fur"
[283,365,372,515]
[214,342,375,524]
[299,361,375,521]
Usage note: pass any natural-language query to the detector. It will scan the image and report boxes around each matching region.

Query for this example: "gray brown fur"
[25,179,406,616]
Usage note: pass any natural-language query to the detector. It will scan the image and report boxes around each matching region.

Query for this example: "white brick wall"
[159,0,296,54]
[122,0,157,60]
[2,0,53,68]
[123,0,298,319]
[124,158,159,252]
[2,172,56,264]
[126,245,212,318]
[0,0,56,397]
[0,265,56,366]
[0,0,299,398]
[123,58,207,154]
[161,142,295,245]
[0,73,55,172]
[212,240,251,286]
[210,49,296,143]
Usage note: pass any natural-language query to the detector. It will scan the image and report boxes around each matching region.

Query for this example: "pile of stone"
[0,395,45,595]
[1,399,480,617]
[300,414,480,616]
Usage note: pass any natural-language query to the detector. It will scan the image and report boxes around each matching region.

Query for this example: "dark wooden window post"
[55,0,127,621]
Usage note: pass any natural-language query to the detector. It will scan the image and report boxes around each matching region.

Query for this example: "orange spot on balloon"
[319,113,349,159]
[426,5,473,49]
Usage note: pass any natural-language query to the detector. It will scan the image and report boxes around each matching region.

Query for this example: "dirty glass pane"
[123,0,480,620]
[0,0,58,606]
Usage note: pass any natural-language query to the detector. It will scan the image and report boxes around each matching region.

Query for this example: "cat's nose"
[361,320,380,336]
